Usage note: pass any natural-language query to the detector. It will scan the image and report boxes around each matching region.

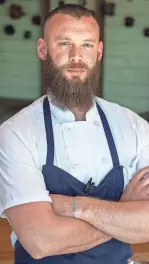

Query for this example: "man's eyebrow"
[83,39,96,42]
[54,36,71,41]
[54,37,96,42]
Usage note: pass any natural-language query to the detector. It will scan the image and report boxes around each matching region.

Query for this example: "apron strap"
[43,97,54,165]
[96,103,120,167]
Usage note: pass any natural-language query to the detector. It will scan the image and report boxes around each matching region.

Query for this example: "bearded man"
[0,4,149,264]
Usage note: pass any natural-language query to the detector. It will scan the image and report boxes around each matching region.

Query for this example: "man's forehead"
[44,14,99,39]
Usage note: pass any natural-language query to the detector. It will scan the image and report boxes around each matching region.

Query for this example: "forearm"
[74,197,149,244]
[59,229,111,254]
[6,201,111,259]
[44,215,111,256]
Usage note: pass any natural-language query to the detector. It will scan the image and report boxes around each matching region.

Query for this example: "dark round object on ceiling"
[0,0,6,4]
[102,3,116,16]
[143,27,149,37]
[58,1,65,5]
[3,24,15,35]
[124,16,134,27]
[9,4,25,19]
[24,30,32,39]
[32,15,41,25]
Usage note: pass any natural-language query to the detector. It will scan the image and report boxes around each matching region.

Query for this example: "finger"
[132,166,149,183]
[142,185,149,196]
[142,173,149,179]
[135,176,149,193]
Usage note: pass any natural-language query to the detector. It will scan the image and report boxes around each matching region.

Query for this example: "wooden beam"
[40,0,50,31]
[40,0,50,95]
[96,0,105,98]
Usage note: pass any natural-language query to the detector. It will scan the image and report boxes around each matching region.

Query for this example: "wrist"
[73,196,90,220]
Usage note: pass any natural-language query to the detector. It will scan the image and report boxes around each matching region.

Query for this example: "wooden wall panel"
[0,219,13,262]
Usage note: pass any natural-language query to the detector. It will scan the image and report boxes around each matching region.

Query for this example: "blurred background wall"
[0,0,41,100]
[103,0,149,114]
[0,0,149,123]
[0,0,41,123]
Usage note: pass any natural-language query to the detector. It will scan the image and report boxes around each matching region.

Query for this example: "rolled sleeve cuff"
[0,194,52,218]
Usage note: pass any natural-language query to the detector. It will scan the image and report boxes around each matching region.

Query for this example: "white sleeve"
[0,122,52,218]
[135,114,149,170]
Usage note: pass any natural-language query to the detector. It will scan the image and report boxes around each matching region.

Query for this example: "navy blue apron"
[14,97,133,263]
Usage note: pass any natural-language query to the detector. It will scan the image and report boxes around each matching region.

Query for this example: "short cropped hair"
[45,3,97,23]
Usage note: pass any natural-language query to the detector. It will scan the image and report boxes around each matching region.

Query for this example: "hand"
[50,194,73,217]
[120,166,149,201]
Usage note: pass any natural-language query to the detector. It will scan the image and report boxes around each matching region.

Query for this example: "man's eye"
[59,42,71,46]
[83,43,93,48]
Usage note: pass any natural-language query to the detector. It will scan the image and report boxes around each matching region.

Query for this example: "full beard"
[42,54,100,112]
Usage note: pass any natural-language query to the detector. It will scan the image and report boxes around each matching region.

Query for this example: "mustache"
[62,62,89,71]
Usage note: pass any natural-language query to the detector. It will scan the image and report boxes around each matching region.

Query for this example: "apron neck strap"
[96,102,120,167]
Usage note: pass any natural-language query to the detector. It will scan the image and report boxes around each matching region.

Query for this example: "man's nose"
[69,45,83,63]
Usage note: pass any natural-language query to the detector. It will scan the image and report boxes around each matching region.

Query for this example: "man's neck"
[70,108,86,121]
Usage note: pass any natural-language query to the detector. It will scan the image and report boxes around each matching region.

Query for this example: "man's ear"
[97,41,103,62]
[37,38,47,61]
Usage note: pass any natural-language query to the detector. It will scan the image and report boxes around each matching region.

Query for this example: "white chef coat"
[0,95,149,247]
